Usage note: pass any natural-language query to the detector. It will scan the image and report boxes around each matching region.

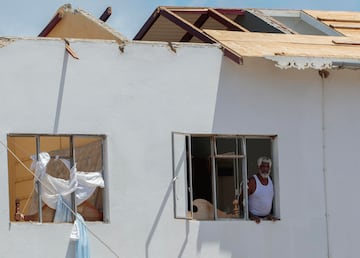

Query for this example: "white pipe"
[320,71,331,258]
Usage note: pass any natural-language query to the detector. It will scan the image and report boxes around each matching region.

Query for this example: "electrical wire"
[0,140,120,258]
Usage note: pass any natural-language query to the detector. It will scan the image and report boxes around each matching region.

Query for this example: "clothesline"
[0,140,120,258]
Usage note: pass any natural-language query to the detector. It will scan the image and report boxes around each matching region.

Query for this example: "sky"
[1,0,360,39]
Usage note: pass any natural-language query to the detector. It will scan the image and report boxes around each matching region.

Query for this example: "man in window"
[246,156,279,223]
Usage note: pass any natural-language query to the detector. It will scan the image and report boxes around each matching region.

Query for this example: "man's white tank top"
[248,174,274,216]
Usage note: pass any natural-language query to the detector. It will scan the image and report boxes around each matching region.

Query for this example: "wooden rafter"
[38,12,63,37]
[133,8,162,40]
[159,7,216,43]
[99,7,112,22]
[180,13,209,42]
[208,8,248,31]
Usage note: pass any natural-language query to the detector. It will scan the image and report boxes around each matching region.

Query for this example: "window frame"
[172,132,279,221]
[7,133,107,223]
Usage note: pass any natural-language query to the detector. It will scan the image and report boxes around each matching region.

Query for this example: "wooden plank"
[304,10,360,22]
[333,38,360,45]
[204,30,360,58]
[328,21,360,27]
[204,29,355,44]
[317,20,360,36]
[332,28,360,37]
[224,41,360,58]
[330,24,360,30]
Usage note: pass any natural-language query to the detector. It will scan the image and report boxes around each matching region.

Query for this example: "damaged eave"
[264,56,360,70]
[0,37,15,48]
[203,29,360,69]
[222,47,243,64]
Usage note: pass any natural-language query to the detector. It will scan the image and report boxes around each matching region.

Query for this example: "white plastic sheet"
[30,152,104,211]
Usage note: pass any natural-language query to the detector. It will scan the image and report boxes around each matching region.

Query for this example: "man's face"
[259,162,270,178]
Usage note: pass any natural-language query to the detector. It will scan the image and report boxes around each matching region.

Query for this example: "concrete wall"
[0,37,359,258]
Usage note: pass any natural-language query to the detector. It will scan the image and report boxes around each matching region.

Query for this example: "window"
[172,133,279,220]
[7,134,106,223]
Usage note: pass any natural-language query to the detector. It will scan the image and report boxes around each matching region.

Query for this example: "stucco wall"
[0,37,358,258]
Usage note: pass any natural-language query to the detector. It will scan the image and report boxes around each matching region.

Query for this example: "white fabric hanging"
[30,152,104,210]
[70,214,90,258]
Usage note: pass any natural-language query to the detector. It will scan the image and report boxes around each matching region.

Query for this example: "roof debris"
[0,37,14,48]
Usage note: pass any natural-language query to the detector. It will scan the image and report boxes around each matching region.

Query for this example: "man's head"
[257,156,272,178]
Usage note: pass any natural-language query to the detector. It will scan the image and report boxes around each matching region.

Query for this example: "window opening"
[8,134,106,223]
[172,133,277,221]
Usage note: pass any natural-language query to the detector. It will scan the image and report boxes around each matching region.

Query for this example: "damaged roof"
[304,10,360,37]
[38,4,127,43]
[134,6,360,67]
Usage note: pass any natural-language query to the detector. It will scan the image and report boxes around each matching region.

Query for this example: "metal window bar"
[171,132,192,219]
[187,135,194,219]
[213,136,245,220]
[234,137,241,204]
[36,136,42,223]
[241,137,249,220]
[270,137,279,218]
[210,136,218,220]
[100,137,108,222]
[171,133,177,219]
[70,136,76,222]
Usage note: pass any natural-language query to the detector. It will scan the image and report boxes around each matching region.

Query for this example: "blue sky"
[1,0,360,39]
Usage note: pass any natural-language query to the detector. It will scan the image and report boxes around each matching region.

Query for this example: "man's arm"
[247,177,256,195]
[239,176,256,214]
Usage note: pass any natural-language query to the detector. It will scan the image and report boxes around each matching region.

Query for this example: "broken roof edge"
[265,56,360,70]
[38,4,128,43]
[75,6,128,43]
[1,36,222,55]
[133,6,247,40]
[203,29,360,68]
[38,4,69,37]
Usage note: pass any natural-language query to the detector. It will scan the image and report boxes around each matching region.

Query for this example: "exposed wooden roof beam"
[38,12,63,37]
[223,47,243,64]
[99,7,112,22]
[133,8,161,40]
[166,7,209,13]
[166,7,246,16]
[180,13,209,42]
[162,7,243,63]
[208,8,248,31]
[159,7,216,43]
[214,9,246,15]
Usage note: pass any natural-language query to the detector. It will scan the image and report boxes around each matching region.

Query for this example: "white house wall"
[212,57,327,258]
[0,37,358,258]
[0,38,223,258]
[320,69,360,258]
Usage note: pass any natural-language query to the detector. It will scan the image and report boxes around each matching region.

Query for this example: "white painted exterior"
[0,37,359,258]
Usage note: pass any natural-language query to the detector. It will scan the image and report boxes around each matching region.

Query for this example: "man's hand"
[249,214,261,224]
[266,214,280,222]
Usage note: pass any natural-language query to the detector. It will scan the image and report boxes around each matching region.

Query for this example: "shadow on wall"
[192,58,250,257]
[53,48,69,134]
[65,240,76,258]
[145,180,190,258]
